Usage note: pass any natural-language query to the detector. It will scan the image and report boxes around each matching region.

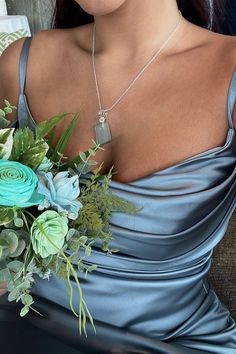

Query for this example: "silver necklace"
[92,10,183,145]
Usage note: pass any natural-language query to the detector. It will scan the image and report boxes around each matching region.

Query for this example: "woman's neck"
[93,0,182,60]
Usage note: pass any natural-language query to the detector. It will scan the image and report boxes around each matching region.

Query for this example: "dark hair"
[52,0,229,34]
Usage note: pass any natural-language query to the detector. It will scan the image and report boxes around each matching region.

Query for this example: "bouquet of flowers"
[0,100,141,336]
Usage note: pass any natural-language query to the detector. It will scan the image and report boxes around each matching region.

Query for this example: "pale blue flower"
[37,171,83,220]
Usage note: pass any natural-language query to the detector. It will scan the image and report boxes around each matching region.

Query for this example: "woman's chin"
[74,0,127,16]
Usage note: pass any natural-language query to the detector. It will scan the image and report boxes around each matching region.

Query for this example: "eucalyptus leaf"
[88,148,97,157]
[68,252,78,264]
[4,100,12,107]
[13,218,24,228]
[79,152,86,162]
[8,289,21,302]
[14,279,31,292]
[0,229,18,254]
[0,116,10,128]
[55,257,63,273]
[67,149,90,169]
[4,107,12,114]
[79,236,88,244]
[85,246,92,257]
[0,108,5,117]
[7,280,15,292]
[0,268,11,282]
[78,262,85,272]
[86,264,97,273]
[21,294,33,306]
[7,260,24,273]
[87,160,98,166]
[10,239,26,257]
[20,306,30,317]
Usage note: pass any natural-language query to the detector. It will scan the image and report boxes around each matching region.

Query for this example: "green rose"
[0,160,44,207]
[31,210,68,258]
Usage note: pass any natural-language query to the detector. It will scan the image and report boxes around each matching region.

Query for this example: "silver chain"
[92,10,182,114]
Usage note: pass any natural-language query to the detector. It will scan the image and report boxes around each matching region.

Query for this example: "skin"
[0,0,236,294]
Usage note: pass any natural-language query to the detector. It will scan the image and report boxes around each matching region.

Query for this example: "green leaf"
[7,260,24,273]
[10,128,48,169]
[0,127,14,145]
[85,246,92,257]
[15,280,31,292]
[79,152,86,162]
[51,114,80,163]
[88,148,97,157]
[4,107,12,114]
[10,239,26,257]
[21,294,33,306]
[79,236,88,244]
[55,257,63,273]
[20,306,30,317]
[0,116,10,129]
[86,264,97,273]
[110,194,143,214]
[8,289,20,302]
[0,268,11,282]
[36,113,71,140]
[0,230,18,254]
[4,99,11,107]
[0,208,15,226]
[0,108,5,117]
[87,159,98,166]
[6,232,18,254]
[13,218,24,228]
[78,262,85,272]
[7,280,16,292]
[67,148,91,169]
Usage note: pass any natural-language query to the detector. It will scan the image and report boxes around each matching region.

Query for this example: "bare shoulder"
[0,27,85,121]
[0,29,59,115]
[209,31,236,66]
[0,36,26,110]
[203,27,235,70]
[177,20,236,127]
[202,30,236,125]
[191,24,236,89]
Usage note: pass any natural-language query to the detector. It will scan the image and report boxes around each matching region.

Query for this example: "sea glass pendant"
[94,110,112,145]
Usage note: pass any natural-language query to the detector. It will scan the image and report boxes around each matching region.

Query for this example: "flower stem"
[24,210,95,335]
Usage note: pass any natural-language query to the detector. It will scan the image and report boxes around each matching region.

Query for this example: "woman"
[0,0,236,353]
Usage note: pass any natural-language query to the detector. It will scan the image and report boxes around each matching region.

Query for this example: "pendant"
[94,110,112,145]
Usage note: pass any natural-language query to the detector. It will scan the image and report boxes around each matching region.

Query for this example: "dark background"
[225,0,236,35]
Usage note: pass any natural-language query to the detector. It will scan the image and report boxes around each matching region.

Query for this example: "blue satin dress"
[1,36,236,354]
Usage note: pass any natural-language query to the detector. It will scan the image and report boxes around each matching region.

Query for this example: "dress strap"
[19,36,32,94]
[17,36,35,129]
[227,66,236,129]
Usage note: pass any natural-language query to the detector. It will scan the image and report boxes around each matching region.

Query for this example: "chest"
[26,54,230,183]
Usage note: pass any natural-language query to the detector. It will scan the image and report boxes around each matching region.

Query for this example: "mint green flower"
[31,210,68,258]
[0,160,44,207]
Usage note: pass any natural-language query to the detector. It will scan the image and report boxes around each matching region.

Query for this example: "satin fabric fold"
[11,137,236,352]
